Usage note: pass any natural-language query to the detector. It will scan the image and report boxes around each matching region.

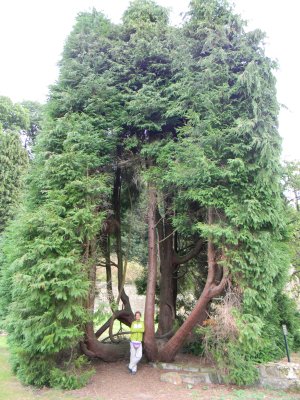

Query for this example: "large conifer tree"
[0,0,297,388]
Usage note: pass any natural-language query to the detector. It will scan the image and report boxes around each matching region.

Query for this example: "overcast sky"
[0,0,298,160]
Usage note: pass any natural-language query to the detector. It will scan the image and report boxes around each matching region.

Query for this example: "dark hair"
[135,311,141,317]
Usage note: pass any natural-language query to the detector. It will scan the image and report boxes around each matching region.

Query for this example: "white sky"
[0,0,298,160]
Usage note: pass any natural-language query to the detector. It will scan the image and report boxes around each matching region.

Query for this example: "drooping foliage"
[0,0,298,388]
[0,111,115,386]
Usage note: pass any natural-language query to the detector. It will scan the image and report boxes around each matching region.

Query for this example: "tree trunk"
[113,166,132,314]
[156,213,204,336]
[144,184,159,360]
[90,166,134,347]
[83,322,129,361]
[157,216,177,336]
[104,235,115,308]
[158,208,228,362]
[83,239,130,361]
[86,240,97,313]
[158,287,211,362]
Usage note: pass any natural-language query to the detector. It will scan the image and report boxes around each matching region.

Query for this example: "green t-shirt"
[130,320,145,342]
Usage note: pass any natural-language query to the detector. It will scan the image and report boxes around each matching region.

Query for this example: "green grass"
[188,385,299,400]
[211,388,298,400]
[0,336,100,400]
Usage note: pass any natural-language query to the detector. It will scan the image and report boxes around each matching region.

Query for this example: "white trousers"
[129,342,143,372]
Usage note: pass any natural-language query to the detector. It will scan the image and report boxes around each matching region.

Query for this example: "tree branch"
[80,341,97,358]
[102,331,131,342]
[155,329,175,340]
[173,239,204,265]
[99,260,118,268]
[210,267,229,297]
[95,310,133,338]
[158,228,177,243]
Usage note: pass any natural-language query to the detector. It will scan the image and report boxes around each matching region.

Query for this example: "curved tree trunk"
[82,165,135,358]
[83,238,131,361]
[83,322,129,361]
[158,208,228,362]
[156,212,204,336]
[95,309,133,339]
[158,241,227,361]
[158,289,210,361]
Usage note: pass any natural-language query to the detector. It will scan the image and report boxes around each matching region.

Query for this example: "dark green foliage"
[224,345,259,386]
[271,293,300,352]
[147,0,296,380]
[182,331,205,357]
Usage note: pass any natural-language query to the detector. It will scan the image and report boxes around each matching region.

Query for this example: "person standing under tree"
[128,311,145,375]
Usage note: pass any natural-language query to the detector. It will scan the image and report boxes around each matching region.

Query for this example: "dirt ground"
[1,333,299,400]
[59,355,300,400]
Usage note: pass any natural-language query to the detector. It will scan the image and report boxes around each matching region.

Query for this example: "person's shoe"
[128,366,132,374]
[131,371,136,375]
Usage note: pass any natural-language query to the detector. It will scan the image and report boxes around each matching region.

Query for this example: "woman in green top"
[128,311,144,375]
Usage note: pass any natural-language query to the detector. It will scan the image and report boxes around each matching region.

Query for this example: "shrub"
[201,291,262,385]
[49,355,95,390]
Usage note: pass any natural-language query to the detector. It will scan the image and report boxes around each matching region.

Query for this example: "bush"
[10,344,95,389]
[182,334,205,356]
[11,352,55,387]
[49,355,95,390]
[201,292,263,385]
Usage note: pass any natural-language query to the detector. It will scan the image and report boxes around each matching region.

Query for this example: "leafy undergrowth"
[0,336,299,400]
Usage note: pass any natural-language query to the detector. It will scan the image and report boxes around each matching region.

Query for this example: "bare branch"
[98,260,118,268]
[102,331,131,343]
[173,239,204,265]
[155,215,164,227]
[158,228,177,244]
